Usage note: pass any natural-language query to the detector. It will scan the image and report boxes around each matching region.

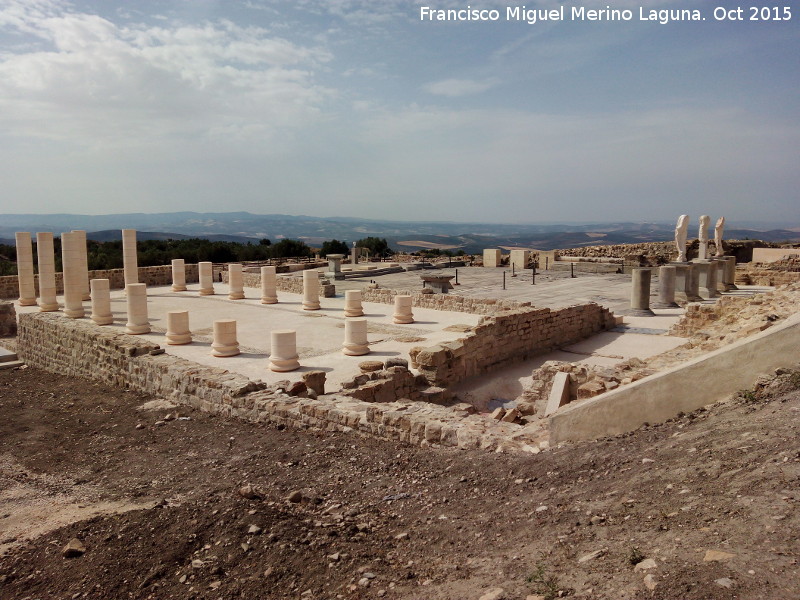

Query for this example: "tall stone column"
[671,263,690,303]
[90,278,113,325]
[166,310,192,345]
[260,266,278,304]
[302,270,321,310]
[350,244,358,265]
[723,256,738,290]
[61,231,85,318]
[653,265,679,308]
[122,229,138,288]
[125,283,150,334]
[270,330,300,372]
[686,263,703,302]
[693,260,718,299]
[228,263,245,300]
[36,232,59,312]
[393,295,414,324]
[14,232,36,306]
[198,262,215,295]
[71,230,91,300]
[211,319,240,356]
[714,259,729,292]
[171,259,187,292]
[342,318,369,356]
[344,290,364,317]
[628,268,655,316]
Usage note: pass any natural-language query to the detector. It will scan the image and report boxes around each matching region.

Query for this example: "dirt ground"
[0,363,798,600]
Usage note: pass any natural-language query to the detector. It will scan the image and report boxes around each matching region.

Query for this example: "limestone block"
[302,270,321,310]
[36,232,59,312]
[509,249,530,271]
[61,232,85,319]
[171,259,187,292]
[483,249,501,268]
[125,283,150,334]
[576,381,605,399]
[228,263,245,300]
[122,229,138,287]
[90,278,113,325]
[302,371,326,396]
[342,318,369,356]
[260,266,278,304]
[198,262,215,295]
[544,371,571,416]
[344,289,364,317]
[211,319,240,357]
[270,330,300,372]
[166,310,192,345]
[15,232,37,306]
[393,295,414,324]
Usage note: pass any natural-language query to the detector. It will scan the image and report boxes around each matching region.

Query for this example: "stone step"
[0,360,24,371]
[0,347,19,363]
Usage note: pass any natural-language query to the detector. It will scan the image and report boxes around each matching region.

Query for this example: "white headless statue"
[674,214,689,262]
[714,216,725,257]
[698,215,710,260]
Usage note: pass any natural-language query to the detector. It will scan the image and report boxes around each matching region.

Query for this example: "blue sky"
[0,0,797,224]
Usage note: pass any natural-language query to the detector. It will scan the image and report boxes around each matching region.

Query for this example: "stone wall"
[0,301,16,337]
[360,287,526,315]
[554,240,773,265]
[735,259,800,286]
[0,265,200,300]
[220,270,336,298]
[15,312,543,452]
[410,303,617,387]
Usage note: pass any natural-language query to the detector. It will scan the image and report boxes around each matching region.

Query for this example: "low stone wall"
[735,259,800,286]
[0,265,200,299]
[0,301,16,337]
[554,240,773,265]
[410,303,617,387]
[221,271,336,298]
[16,312,543,452]
[360,287,526,315]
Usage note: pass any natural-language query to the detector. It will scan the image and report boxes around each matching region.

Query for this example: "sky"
[0,0,798,225]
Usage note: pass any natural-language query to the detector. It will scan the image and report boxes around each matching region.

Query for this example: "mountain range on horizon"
[1,212,798,254]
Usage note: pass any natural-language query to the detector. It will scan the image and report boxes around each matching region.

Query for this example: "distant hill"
[1,212,798,254]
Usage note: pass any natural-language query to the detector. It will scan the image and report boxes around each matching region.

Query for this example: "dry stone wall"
[222,271,335,298]
[360,288,526,315]
[0,265,199,299]
[554,239,773,265]
[410,303,617,387]
[735,259,800,286]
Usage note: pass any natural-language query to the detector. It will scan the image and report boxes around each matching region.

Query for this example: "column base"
[270,356,300,372]
[38,301,59,312]
[91,315,114,326]
[166,333,192,345]
[261,297,278,304]
[228,292,245,300]
[344,309,364,317]
[303,301,321,310]
[172,285,187,292]
[18,298,37,306]
[64,307,85,318]
[125,323,151,335]
[199,288,215,296]
[393,315,414,324]
[212,343,240,357]
[342,343,369,356]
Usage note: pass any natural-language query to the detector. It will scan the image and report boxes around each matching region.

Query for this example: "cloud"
[423,77,499,97]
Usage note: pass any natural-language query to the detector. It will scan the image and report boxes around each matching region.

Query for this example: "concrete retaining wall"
[549,311,800,444]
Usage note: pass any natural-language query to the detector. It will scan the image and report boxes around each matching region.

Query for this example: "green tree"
[355,236,391,258]
[269,239,311,258]
[319,239,349,257]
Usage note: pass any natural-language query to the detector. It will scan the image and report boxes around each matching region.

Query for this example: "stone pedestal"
[166,310,191,345]
[122,229,138,288]
[302,270,320,310]
[483,249,501,268]
[90,278,113,325]
[211,319,240,356]
[653,265,679,308]
[71,230,91,300]
[393,295,414,324]
[342,318,369,356]
[670,262,691,303]
[629,268,655,316]
[14,232,36,306]
[722,256,738,291]
[61,231,85,318]
[509,250,530,271]
[693,260,718,299]
[36,232,59,312]
[125,283,150,334]
[270,330,300,372]
[344,290,364,317]
[171,259,187,292]
[326,254,345,280]
[198,262,215,295]
[228,263,245,300]
[260,266,278,304]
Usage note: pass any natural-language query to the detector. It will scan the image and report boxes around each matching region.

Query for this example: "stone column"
[302,270,321,310]
[342,318,369,356]
[350,245,358,265]
[122,229,138,288]
[653,265,679,308]
[35,232,59,312]
[228,263,245,300]
[166,310,192,345]
[686,263,703,302]
[693,260,718,299]
[393,295,414,324]
[270,330,300,372]
[71,230,91,300]
[670,263,690,303]
[198,262,215,295]
[629,268,655,316]
[125,283,150,334]
[723,256,738,291]
[61,232,85,318]
[14,232,36,306]
[327,254,345,280]
[171,259,187,292]
[344,289,364,317]
[211,319,240,357]
[90,278,113,325]
[260,266,278,304]
[714,259,729,292]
